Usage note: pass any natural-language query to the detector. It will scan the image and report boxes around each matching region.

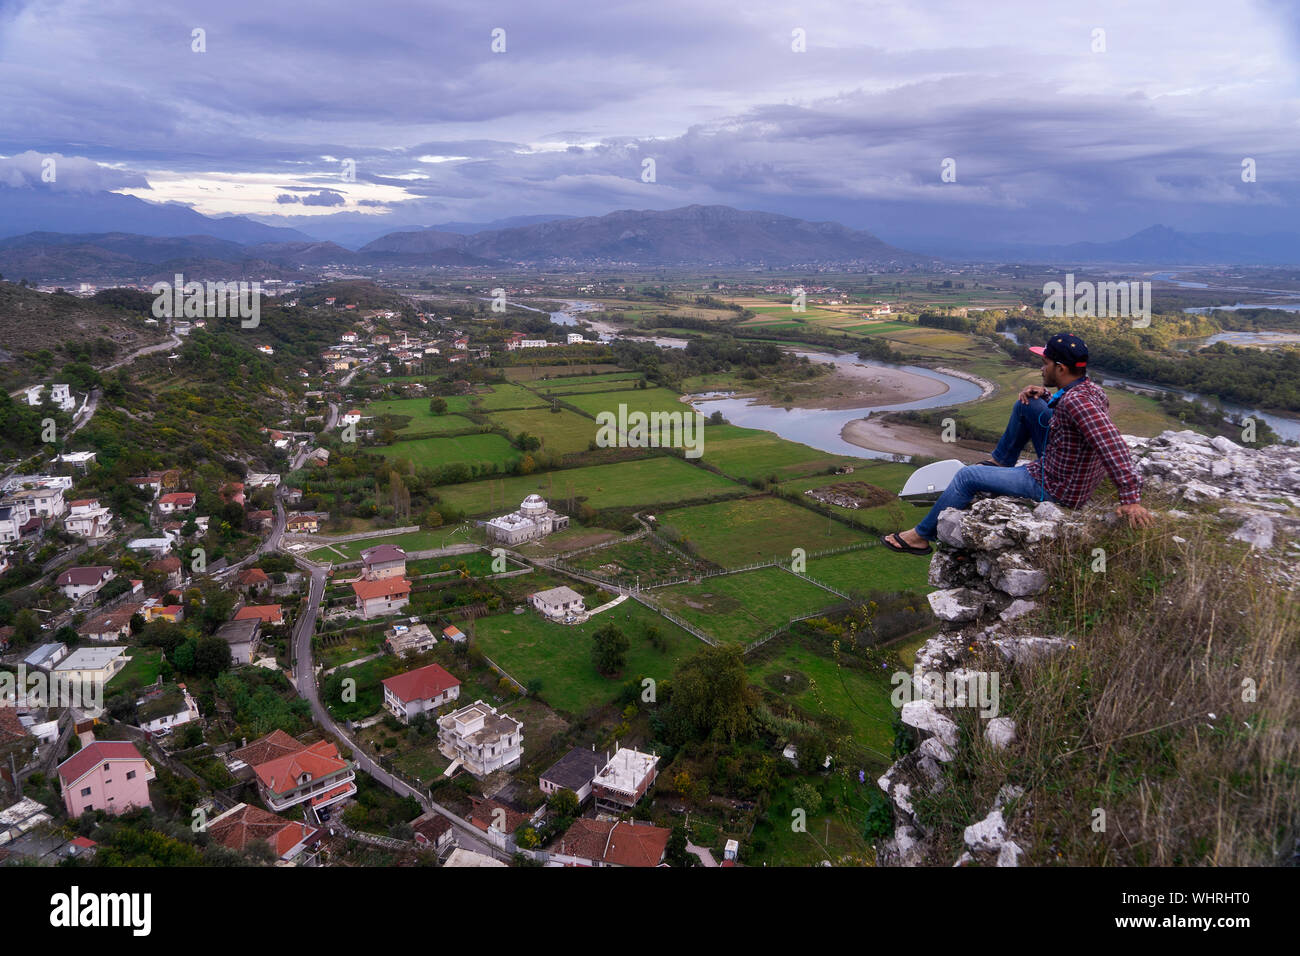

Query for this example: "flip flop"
[880,532,933,555]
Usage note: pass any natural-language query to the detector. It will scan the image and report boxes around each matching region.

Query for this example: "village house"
[204,803,321,862]
[539,746,607,806]
[246,510,274,532]
[529,585,586,622]
[437,700,523,778]
[360,544,406,580]
[385,622,437,657]
[126,475,164,499]
[351,577,411,620]
[411,811,455,853]
[235,567,270,596]
[486,495,570,546]
[285,514,319,534]
[0,711,36,790]
[135,683,200,735]
[552,818,671,868]
[382,662,461,724]
[55,566,116,601]
[146,554,183,590]
[441,624,467,643]
[232,730,356,814]
[79,604,140,642]
[57,741,155,817]
[158,492,196,513]
[64,498,113,539]
[235,604,284,627]
[23,642,68,672]
[216,618,261,666]
[53,646,129,688]
[7,486,65,519]
[340,410,361,426]
[592,747,660,812]
[143,603,183,624]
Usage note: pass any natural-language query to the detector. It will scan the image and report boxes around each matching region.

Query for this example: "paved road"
[103,333,181,372]
[288,553,504,861]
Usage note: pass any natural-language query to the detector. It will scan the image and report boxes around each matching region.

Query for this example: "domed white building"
[485,495,570,546]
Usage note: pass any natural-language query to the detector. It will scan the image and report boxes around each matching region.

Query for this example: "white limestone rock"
[997,840,1024,867]
[999,599,1038,622]
[927,587,987,623]
[901,699,960,749]
[963,809,1007,853]
[985,717,1018,750]
[1231,515,1275,550]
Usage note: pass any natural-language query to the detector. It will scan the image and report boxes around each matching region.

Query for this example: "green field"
[442,382,547,412]
[777,466,920,534]
[748,638,896,759]
[804,546,931,597]
[486,406,599,456]
[528,378,650,396]
[655,496,870,566]
[110,647,163,688]
[473,599,701,715]
[561,386,693,419]
[362,398,476,436]
[505,364,624,381]
[374,433,520,469]
[698,424,867,482]
[653,567,842,645]
[306,529,455,562]
[433,456,747,516]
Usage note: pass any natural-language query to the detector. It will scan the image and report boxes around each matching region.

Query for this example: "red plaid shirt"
[1025,377,1143,508]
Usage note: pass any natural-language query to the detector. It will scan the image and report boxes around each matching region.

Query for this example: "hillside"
[878,431,1299,866]
[0,281,168,388]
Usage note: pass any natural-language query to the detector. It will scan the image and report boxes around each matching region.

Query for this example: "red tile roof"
[253,740,349,795]
[230,729,300,767]
[146,555,182,573]
[382,662,460,704]
[351,577,411,601]
[236,567,270,585]
[235,604,284,625]
[207,804,319,858]
[57,741,149,787]
[468,796,527,834]
[159,492,195,505]
[0,707,30,744]
[557,818,670,867]
[56,566,113,587]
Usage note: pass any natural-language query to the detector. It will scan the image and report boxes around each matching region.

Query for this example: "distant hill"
[362,204,931,267]
[0,185,311,244]
[903,224,1300,266]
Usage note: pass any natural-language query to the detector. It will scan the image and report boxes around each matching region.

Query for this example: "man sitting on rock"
[883,332,1156,554]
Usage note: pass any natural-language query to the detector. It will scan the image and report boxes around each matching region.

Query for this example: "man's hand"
[1018,385,1049,405]
[1116,503,1156,528]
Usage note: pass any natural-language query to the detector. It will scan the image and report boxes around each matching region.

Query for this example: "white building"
[65,499,113,539]
[136,684,200,734]
[437,700,523,778]
[6,487,65,519]
[592,747,660,811]
[566,333,586,344]
[382,663,461,724]
[484,494,569,546]
[519,339,549,349]
[49,384,76,412]
[529,585,586,622]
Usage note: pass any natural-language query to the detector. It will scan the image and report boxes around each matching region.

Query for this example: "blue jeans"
[991,397,1052,466]
[914,464,1055,540]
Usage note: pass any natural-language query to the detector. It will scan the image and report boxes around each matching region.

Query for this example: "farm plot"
[654,496,870,566]
[653,566,842,645]
[433,456,747,516]
[486,406,598,456]
[697,424,866,482]
[473,600,700,716]
[373,433,520,470]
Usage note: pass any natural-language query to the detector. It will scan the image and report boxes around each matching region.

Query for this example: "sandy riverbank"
[840,418,997,462]
[780,362,952,410]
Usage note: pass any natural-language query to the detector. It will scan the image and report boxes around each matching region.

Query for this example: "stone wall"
[876,430,1300,866]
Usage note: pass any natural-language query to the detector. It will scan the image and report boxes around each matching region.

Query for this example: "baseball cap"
[1030,332,1088,369]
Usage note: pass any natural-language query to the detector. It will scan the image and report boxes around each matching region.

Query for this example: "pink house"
[57,741,156,817]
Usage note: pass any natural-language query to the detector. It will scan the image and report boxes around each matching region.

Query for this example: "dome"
[519,494,547,515]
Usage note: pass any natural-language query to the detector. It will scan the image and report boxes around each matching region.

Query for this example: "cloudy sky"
[1,0,1298,245]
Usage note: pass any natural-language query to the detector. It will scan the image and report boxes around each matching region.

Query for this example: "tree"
[662,645,756,744]
[429,397,448,415]
[791,781,822,816]
[548,789,579,820]
[193,635,232,678]
[591,623,629,676]
[12,609,40,647]
[665,824,691,867]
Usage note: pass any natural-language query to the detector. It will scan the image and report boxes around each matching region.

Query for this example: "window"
[126,770,136,780]
[80,786,92,797]
[103,763,110,771]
